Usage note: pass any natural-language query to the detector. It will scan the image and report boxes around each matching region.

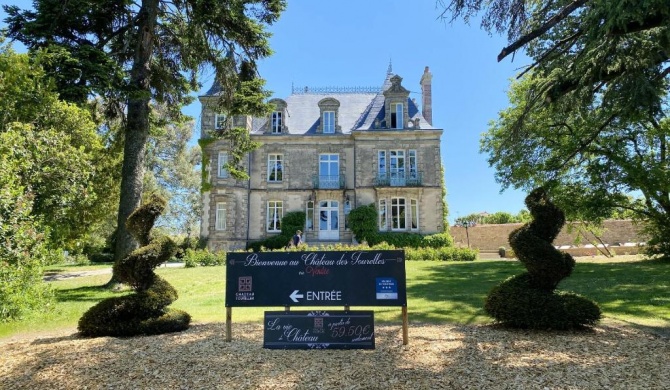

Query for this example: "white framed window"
[379,199,387,231]
[215,203,226,230]
[306,200,314,231]
[218,152,229,178]
[391,197,406,230]
[344,196,352,229]
[378,150,387,179]
[319,154,339,189]
[267,154,283,182]
[391,103,404,129]
[410,198,419,231]
[408,150,417,179]
[323,111,335,133]
[390,150,406,185]
[271,111,282,133]
[215,113,227,130]
[267,201,283,232]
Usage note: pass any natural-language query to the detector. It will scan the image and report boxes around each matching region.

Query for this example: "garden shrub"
[348,204,377,243]
[280,211,306,236]
[89,252,114,263]
[405,246,477,261]
[422,232,454,248]
[484,188,601,330]
[247,211,305,251]
[485,274,601,329]
[78,195,191,337]
[0,167,54,321]
[175,236,203,259]
[183,248,226,268]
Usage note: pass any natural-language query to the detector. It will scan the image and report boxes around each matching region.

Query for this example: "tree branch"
[498,0,588,62]
[609,12,666,35]
[554,113,617,171]
[517,30,582,79]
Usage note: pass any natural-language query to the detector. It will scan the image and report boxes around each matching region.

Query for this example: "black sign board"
[263,310,375,349]
[226,250,406,307]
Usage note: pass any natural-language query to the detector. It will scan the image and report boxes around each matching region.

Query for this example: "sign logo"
[235,276,255,301]
[238,276,252,292]
[375,277,398,299]
[313,317,325,334]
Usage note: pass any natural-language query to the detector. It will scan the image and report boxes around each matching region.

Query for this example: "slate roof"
[205,69,436,135]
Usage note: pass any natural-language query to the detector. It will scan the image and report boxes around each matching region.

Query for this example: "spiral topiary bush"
[78,195,191,337]
[484,188,601,329]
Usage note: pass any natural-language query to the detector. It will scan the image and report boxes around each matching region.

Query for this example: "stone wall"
[449,220,647,251]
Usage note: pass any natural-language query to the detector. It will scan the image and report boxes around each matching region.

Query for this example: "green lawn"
[1,257,668,338]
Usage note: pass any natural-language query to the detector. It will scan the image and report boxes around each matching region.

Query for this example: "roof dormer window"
[317,98,340,134]
[323,111,335,133]
[267,98,288,134]
[383,74,410,130]
[391,103,404,129]
[271,111,283,133]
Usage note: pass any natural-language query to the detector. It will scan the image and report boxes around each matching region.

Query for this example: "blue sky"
[2,0,529,223]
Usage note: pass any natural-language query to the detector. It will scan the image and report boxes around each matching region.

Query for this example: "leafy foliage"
[144,104,201,237]
[440,164,449,231]
[440,0,670,255]
[348,204,378,243]
[0,159,54,321]
[78,195,190,337]
[484,188,601,329]
[405,246,477,261]
[3,0,287,262]
[455,210,531,226]
[246,211,306,251]
[0,41,112,250]
[0,41,120,320]
[183,249,226,268]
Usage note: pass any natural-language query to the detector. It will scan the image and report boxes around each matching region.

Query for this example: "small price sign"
[263,310,375,350]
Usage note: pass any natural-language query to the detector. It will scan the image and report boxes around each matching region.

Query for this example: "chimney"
[420,66,433,125]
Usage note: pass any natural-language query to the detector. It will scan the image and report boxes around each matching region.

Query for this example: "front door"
[318,200,339,240]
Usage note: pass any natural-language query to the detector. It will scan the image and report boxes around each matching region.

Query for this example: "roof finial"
[387,58,393,74]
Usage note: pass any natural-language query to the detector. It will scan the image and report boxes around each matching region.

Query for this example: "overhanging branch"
[498,0,588,62]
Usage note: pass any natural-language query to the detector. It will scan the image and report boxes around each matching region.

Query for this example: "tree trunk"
[111,0,159,282]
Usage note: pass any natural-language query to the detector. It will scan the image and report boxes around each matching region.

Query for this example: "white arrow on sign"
[289,290,304,303]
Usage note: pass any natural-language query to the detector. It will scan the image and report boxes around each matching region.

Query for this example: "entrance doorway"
[318,200,339,240]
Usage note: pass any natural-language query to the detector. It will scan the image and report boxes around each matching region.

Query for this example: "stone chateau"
[199,66,444,250]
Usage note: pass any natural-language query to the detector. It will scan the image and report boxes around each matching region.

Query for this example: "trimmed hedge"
[485,273,601,329]
[78,195,191,337]
[236,242,476,261]
[405,246,477,261]
[484,188,601,330]
[183,248,226,268]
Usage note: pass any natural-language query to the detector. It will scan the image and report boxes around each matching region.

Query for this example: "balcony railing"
[313,174,345,189]
[374,172,423,187]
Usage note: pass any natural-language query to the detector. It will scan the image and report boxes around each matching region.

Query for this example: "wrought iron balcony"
[313,174,345,189]
[374,172,423,187]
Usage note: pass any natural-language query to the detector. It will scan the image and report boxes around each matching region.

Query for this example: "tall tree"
[0,39,110,250]
[144,104,201,238]
[0,40,109,320]
[4,0,286,264]
[439,0,670,254]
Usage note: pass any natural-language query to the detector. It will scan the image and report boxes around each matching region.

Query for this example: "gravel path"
[1,322,668,389]
[42,263,185,281]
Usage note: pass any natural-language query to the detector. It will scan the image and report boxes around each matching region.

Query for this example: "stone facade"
[199,67,444,251]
